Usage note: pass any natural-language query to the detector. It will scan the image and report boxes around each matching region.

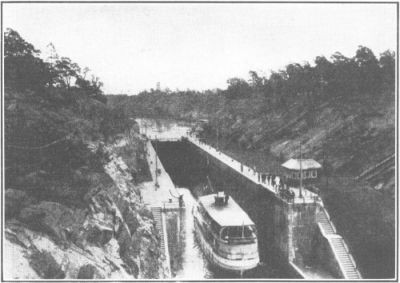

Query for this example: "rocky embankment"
[4,132,166,279]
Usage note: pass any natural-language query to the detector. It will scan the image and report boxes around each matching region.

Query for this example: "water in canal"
[137,118,292,279]
[166,188,282,279]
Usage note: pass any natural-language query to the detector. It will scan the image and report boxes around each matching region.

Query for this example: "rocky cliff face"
[4,131,166,279]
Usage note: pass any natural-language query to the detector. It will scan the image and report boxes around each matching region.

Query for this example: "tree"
[330,52,359,97]
[248,71,263,92]
[379,50,395,90]
[225,78,252,99]
[285,63,305,96]
[314,56,332,96]
[75,67,92,90]
[354,46,381,94]
[268,71,285,98]
[82,67,90,79]
[54,57,81,88]
[45,42,59,66]
[5,28,106,104]
[4,28,54,90]
[4,28,39,58]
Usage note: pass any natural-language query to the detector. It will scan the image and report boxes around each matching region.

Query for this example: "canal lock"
[152,140,299,279]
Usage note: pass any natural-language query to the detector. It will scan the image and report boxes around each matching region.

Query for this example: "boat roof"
[198,194,255,227]
[281,158,322,170]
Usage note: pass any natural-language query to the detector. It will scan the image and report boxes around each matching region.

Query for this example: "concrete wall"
[165,210,185,277]
[272,199,321,270]
[155,140,341,278]
[185,141,348,278]
[185,142,297,276]
[290,203,319,266]
[311,228,343,278]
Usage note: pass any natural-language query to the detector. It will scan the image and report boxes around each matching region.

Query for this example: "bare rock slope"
[4,133,166,279]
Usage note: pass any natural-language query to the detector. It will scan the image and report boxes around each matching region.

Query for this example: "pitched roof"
[281,158,322,170]
[198,194,255,227]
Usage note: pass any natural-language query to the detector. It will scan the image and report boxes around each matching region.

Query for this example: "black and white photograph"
[1,1,398,281]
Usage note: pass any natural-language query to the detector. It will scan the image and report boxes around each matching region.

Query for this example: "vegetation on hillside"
[4,28,134,206]
[108,45,395,278]
[108,45,394,177]
[107,88,223,120]
[4,29,166,279]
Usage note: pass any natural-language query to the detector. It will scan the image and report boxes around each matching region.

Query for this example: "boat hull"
[193,218,260,272]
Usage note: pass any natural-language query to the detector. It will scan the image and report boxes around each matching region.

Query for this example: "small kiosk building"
[281,158,322,187]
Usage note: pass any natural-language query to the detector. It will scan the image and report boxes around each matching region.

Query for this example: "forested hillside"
[5,27,134,209]
[4,29,165,279]
[108,46,396,278]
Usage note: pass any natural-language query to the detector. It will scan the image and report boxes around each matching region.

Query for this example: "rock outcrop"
[4,132,166,279]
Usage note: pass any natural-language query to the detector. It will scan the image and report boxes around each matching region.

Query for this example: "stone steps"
[151,207,166,251]
[317,213,335,235]
[317,211,361,279]
[330,238,361,279]
[319,222,334,234]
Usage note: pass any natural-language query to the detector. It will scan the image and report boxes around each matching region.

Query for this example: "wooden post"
[323,145,329,190]
[155,136,159,189]
[299,141,303,198]
[216,127,219,151]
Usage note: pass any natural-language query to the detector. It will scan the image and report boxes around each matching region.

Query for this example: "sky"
[3,3,397,94]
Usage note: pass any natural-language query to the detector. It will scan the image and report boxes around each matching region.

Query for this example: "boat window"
[210,220,221,235]
[222,225,256,239]
[221,227,228,240]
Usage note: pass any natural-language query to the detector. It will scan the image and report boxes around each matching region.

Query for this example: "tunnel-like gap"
[152,141,209,187]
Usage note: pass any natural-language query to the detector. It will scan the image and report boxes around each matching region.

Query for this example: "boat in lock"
[193,191,260,273]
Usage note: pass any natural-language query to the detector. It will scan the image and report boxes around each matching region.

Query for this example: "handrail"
[160,209,172,278]
[330,236,358,279]
[330,222,337,234]
[319,204,337,234]
[323,232,359,278]
[349,253,358,269]
[324,210,337,234]
[317,222,327,237]
[321,228,348,279]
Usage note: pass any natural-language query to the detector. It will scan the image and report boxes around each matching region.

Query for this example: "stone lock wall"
[289,203,319,266]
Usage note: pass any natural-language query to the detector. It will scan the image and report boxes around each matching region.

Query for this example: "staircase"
[329,237,361,279]
[317,209,362,279]
[151,206,172,277]
[316,210,336,235]
[151,207,166,253]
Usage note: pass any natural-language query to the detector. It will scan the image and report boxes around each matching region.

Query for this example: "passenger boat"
[193,191,260,272]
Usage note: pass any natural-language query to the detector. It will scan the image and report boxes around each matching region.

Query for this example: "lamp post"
[299,141,303,198]
[216,126,219,151]
[155,135,159,189]
[323,141,329,190]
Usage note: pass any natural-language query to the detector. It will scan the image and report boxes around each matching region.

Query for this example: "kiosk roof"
[282,158,322,170]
